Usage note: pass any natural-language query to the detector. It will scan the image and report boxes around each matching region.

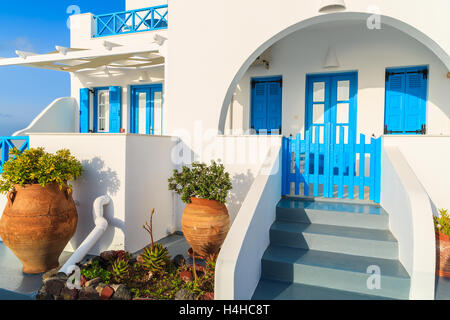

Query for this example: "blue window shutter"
[385,73,405,133]
[251,82,268,132]
[404,71,427,133]
[267,82,282,132]
[109,86,122,133]
[80,88,90,133]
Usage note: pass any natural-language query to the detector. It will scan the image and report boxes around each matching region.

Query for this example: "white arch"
[218,12,450,132]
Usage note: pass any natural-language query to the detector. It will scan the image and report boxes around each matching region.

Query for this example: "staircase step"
[252,279,394,300]
[261,245,410,299]
[277,199,389,230]
[270,221,398,259]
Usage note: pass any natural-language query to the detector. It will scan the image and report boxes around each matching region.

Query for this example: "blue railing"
[94,5,168,37]
[282,124,381,203]
[0,137,29,174]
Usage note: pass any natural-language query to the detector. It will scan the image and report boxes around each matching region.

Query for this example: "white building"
[0,0,449,300]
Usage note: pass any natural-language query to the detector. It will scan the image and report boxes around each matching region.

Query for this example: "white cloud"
[0,37,35,56]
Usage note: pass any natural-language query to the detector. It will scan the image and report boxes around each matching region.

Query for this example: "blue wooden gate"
[282,123,381,203]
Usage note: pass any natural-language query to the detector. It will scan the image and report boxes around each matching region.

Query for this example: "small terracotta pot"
[181,197,230,257]
[436,231,450,278]
[0,183,78,274]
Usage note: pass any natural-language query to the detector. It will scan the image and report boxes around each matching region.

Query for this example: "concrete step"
[252,279,394,300]
[261,245,410,299]
[270,221,399,259]
[277,198,389,230]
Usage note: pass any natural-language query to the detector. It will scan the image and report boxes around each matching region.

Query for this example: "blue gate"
[282,124,381,203]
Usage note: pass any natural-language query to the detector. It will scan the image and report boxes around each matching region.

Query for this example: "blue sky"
[0,1,125,136]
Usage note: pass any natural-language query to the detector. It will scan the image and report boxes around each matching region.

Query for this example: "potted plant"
[168,161,232,257]
[434,209,450,277]
[0,147,83,274]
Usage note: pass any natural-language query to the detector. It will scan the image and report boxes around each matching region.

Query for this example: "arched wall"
[166,0,449,145]
[218,13,450,133]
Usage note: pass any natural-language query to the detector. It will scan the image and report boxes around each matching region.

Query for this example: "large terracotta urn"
[436,231,450,278]
[0,183,78,274]
[181,197,230,257]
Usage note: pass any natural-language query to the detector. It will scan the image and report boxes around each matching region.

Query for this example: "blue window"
[250,76,282,134]
[79,86,122,133]
[384,66,428,135]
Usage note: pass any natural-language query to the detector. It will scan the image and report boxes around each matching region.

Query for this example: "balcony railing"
[94,5,168,38]
[0,137,29,173]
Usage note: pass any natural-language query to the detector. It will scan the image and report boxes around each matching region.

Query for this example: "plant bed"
[37,209,217,300]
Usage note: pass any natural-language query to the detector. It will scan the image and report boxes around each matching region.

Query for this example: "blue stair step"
[261,245,410,299]
[270,221,398,259]
[277,199,389,230]
[252,279,393,300]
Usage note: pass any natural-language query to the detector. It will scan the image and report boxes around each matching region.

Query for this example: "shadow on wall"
[69,157,124,253]
[227,170,255,224]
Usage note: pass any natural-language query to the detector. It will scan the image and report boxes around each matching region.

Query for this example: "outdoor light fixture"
[153,34,167,46]
[55,46,69,55]
[103,41,121,51]
[138,71,150,82]
[323,47,340,68]
[319,0,346,12]
[15,50,38,59]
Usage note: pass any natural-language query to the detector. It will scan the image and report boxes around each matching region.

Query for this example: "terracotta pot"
[436,231,450,278]
[0,183,78,274]
[181,197,230,257]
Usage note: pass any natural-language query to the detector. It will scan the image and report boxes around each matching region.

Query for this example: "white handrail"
[59,195,111,275]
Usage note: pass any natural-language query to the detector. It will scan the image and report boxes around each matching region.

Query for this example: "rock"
[147,271,154,281]
[95,283,107,295]
[36,285,53,300]
[80,275,87,287]
[45,278,66,297]
[85,277,101,288]
[60,287,79,300]
[172,254,185,268]
[90,255,109,268]
[175,288,195,300]
[179,270,193,283]
[111,285,132,300]
[100,250,117,262]
[200,292,214,300]
[42,268,59,281]
[100,286,115,300]
[78,286,100,300]
[116,250,127,261]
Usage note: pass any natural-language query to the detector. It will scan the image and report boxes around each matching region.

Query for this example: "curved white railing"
[381,146,435,299]
[59,195,111,275]
[215,142,282,300]
[13,97,78,136]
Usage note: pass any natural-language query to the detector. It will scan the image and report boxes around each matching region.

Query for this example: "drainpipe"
[59,195,111,275]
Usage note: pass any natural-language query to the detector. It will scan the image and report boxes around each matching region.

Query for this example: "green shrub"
[168,160,232,204]
[434,209,450,236]
[112,258,130,282]
[139,243,170,273]
[81,260,111,284]
[0,147,83,194]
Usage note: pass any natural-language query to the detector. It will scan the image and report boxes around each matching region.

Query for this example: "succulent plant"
[112,258,129,282]
[139,243,170,273]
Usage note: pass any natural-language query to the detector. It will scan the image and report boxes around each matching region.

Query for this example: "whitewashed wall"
[167,0,450,151]
[384,136,450,214]
[228,23,450,138]
[381,145,435,299]
[13,98,78,136]
[27,133,176,255]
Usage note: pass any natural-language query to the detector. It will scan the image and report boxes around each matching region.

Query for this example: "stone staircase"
[252,198,410,300]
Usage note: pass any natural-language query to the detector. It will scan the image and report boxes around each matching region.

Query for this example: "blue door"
[306,72,358,144]
[384,66,428,135]
[131,84,163,135]
[306,72,358,175]
[251,76,282,134]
